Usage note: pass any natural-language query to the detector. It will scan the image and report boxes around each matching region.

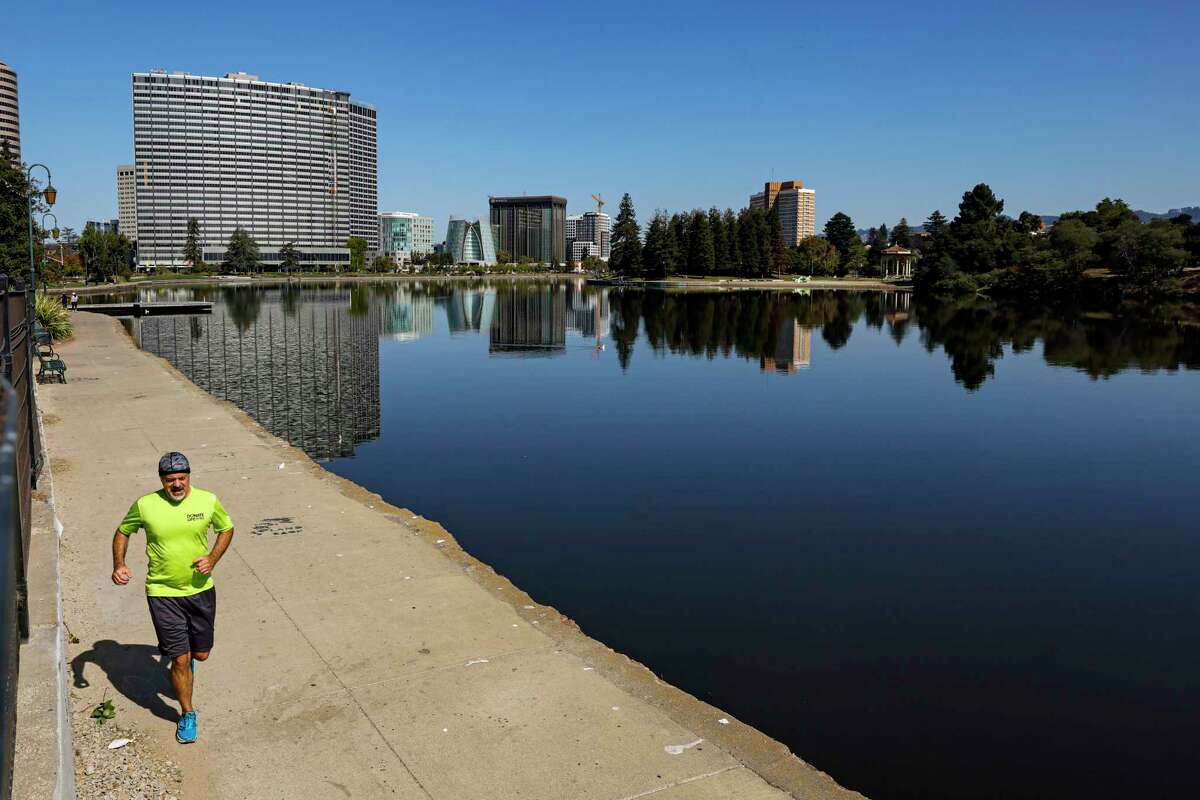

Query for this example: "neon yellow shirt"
[118,488,234,597]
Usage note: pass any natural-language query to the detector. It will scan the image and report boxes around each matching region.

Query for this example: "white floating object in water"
[664,739,703,755]
[107,738,131,750]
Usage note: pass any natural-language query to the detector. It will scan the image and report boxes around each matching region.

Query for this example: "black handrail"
[0,375,21,798]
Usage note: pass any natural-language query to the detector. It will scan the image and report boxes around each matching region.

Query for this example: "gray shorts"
[147,587,216,658]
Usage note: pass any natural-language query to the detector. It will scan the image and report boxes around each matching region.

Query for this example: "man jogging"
[112,452,234,744]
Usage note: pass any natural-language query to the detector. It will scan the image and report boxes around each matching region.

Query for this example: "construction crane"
[591,194,605,254]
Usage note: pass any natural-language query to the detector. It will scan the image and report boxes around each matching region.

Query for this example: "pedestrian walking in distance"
[70,292,79,311]
[111,452,235,744]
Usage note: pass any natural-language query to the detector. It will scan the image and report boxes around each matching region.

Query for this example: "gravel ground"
[73,709,183,800]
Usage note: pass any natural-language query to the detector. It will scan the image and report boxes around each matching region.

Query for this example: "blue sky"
[5,0,1198,236]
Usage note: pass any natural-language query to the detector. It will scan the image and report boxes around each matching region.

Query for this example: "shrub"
[35,294,73,341]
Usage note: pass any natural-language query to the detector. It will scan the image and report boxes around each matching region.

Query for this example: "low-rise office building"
[379,212,434,265]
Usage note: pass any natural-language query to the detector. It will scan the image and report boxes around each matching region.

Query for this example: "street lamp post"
[25,164,56,294]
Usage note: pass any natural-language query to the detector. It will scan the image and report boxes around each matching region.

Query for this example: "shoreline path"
[41,312,861,799]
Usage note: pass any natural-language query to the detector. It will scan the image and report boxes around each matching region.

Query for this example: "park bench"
[35,339,67,384]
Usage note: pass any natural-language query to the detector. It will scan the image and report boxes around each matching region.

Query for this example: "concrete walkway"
[40,312,861,800]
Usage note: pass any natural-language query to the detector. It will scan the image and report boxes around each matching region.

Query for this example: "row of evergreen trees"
[609,194,785,278]
[607,193,922,279]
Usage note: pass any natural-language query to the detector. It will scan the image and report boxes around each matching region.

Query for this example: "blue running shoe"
[176,711,197,744]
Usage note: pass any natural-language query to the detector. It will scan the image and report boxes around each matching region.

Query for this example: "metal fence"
[0,275,44,798]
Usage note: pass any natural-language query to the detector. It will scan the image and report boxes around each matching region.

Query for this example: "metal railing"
[0,274,44,798]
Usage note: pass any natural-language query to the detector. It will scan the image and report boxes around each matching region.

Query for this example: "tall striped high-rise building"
[132,70,377,270]
[750,180,816,246]
[0,60,19,161]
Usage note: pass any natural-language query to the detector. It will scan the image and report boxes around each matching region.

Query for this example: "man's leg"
[169,652,195,712]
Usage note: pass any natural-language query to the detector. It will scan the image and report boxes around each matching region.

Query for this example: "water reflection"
[133,287,384,460]
[123,281,1200,463]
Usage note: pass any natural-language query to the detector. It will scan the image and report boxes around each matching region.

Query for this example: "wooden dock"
[76,301,212,317]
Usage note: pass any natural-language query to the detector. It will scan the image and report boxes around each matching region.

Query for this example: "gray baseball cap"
[158,451,191,475]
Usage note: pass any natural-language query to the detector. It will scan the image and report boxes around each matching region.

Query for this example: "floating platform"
[77,301,213,317]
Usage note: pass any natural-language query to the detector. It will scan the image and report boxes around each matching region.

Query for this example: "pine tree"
[722,209,739,272]
[183,218,203,266]
[687,210,715,275]
[643,211,678,279]
[609,193,642,276]
[823,212,858,262]
[924,209,948,237]
[707,208,724,273]
[891,217,912,248]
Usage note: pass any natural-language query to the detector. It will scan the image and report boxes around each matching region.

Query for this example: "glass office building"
[488,195,567,265]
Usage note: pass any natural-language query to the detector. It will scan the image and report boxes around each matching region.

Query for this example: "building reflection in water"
[135,292,382,460]
[761,319,813,374]
[490,284,568,356]
[446,290,495,335]
[383,289,435,342]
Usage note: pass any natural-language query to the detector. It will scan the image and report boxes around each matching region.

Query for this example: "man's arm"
[111,530,132,585]
[192,528,234,576]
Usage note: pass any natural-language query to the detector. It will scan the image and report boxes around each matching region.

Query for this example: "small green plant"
[35,294,73,341]
[91,693,116,725]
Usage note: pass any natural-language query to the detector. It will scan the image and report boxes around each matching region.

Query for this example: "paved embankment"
[39,312,862,800]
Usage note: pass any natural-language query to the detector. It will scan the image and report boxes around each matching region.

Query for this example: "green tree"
[686,210,716,275]
[924,209,948,237]
[347,236,368,272]
[707,208,725,274]
[370,254,392,272]
[843,235,868,275]
[721,209,739,272]
[1106,219,1188,284]
[642,211,678,279]
[868,225,889,264]
[183,218,202,266]
[496,249,511,265]
[793,236,841,276]
[891,217,912,248]
[956,184,1004,225]
[279,241,301,273]
[222,228,260,273]
[766,211,787,275]
[1047,219,1099,270]
[0,141,47,283]
[1015,211,1043,235]
[823,212,857,262]
[609,193,643,276]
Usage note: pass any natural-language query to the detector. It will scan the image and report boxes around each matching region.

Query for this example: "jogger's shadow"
[71,639,179,723]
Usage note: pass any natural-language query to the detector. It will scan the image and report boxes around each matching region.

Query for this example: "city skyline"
[4,1,1199,239]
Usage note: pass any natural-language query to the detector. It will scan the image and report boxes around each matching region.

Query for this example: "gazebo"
[880,245,917,279]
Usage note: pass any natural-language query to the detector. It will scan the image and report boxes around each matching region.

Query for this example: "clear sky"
[5,0,1198,236]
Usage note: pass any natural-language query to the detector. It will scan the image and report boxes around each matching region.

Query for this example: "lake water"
[121,279,1200,800]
